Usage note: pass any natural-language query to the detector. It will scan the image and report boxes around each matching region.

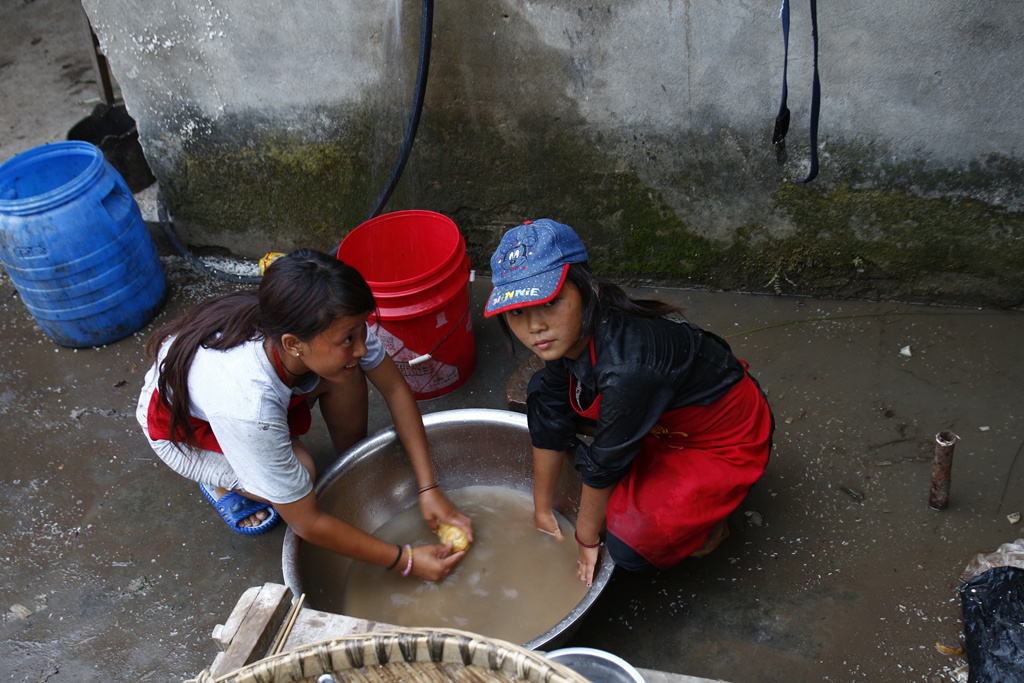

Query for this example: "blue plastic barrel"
[0,141,166,347]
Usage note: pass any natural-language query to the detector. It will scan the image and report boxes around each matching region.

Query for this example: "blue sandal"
[199,483,280,536]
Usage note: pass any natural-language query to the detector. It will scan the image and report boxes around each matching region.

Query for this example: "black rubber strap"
[774,0,820,183]
[798,0,820,184]
[771,0,791,161]
[385,544,403,571]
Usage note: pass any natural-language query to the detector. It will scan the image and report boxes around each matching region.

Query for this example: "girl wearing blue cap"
[137,249,471,581]
[485,220,774,585]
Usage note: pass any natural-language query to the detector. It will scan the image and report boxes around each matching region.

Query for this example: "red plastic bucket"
[337,210,476,400]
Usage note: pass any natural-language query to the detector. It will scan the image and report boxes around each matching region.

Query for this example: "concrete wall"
[81,0,1024,307]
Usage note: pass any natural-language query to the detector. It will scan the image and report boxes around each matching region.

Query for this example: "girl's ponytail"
[146,291,262,447]
[567,263,685,341]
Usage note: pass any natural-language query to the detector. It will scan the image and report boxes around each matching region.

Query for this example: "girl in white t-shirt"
[137,248,471,582]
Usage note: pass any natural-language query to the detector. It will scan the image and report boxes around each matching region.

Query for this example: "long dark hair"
[496,262,685,353]
[145,248,375,447]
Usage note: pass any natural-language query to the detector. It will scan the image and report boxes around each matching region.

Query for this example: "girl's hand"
[534,509,563,538]
[576,544,600,587]
[408,543,465,582]
[419,487,474,542]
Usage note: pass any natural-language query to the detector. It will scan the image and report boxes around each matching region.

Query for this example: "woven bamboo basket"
[183,628,592,683]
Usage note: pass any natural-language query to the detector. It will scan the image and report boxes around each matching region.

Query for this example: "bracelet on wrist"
[574,529,601,549]
[401,544,415,577]
[418,483,439,494]
[385,544,403,571]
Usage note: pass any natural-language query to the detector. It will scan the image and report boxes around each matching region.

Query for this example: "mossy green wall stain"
[164,127,376,251]
[587,186,720,282]
[413,120,1023,305]
[406,116,723,284]
[780,182,1018,270]
[160,105,1024,307]
[720,182,1024,303]
[833,142,1024,206]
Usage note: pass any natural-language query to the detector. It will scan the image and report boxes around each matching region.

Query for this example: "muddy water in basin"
[283,409,614,649]
[342,485,587,644]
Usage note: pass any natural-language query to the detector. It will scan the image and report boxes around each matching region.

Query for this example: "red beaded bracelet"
[574,529,601,548]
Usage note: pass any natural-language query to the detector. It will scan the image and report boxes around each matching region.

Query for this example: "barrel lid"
[0,141,106,215]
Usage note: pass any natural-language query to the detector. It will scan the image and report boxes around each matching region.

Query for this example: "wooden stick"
[269,593,306,656]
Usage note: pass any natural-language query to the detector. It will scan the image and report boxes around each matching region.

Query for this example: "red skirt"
[605,373,773,569]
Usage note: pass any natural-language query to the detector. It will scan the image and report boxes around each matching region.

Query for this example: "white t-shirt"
[137,326,386,503]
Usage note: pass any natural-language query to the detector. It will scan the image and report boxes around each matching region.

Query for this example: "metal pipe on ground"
[929,430,959,511]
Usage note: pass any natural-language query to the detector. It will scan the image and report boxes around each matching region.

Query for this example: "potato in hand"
[436,523,470,552]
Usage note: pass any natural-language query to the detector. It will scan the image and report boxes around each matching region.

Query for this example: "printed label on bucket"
[374,326,460,396]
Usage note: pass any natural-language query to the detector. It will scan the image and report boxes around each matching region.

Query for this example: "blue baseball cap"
[484,219,589,318]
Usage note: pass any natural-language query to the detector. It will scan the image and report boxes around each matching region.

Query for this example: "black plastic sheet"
[960,565,1024,682]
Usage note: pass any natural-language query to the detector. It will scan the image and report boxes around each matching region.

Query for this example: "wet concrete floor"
[2,260,1023,683]
[3,1,1024,681]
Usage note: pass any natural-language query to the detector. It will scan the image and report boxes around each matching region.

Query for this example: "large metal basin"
[282,408,614,650]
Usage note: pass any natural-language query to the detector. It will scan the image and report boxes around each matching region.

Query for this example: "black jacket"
[527,310,745,488]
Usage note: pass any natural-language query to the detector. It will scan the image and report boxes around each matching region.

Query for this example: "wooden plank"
[284,607,391,651]
[211,585,262,651]
[208,583,293,678]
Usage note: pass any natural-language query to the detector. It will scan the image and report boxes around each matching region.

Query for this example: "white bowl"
[546,647,647,683]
